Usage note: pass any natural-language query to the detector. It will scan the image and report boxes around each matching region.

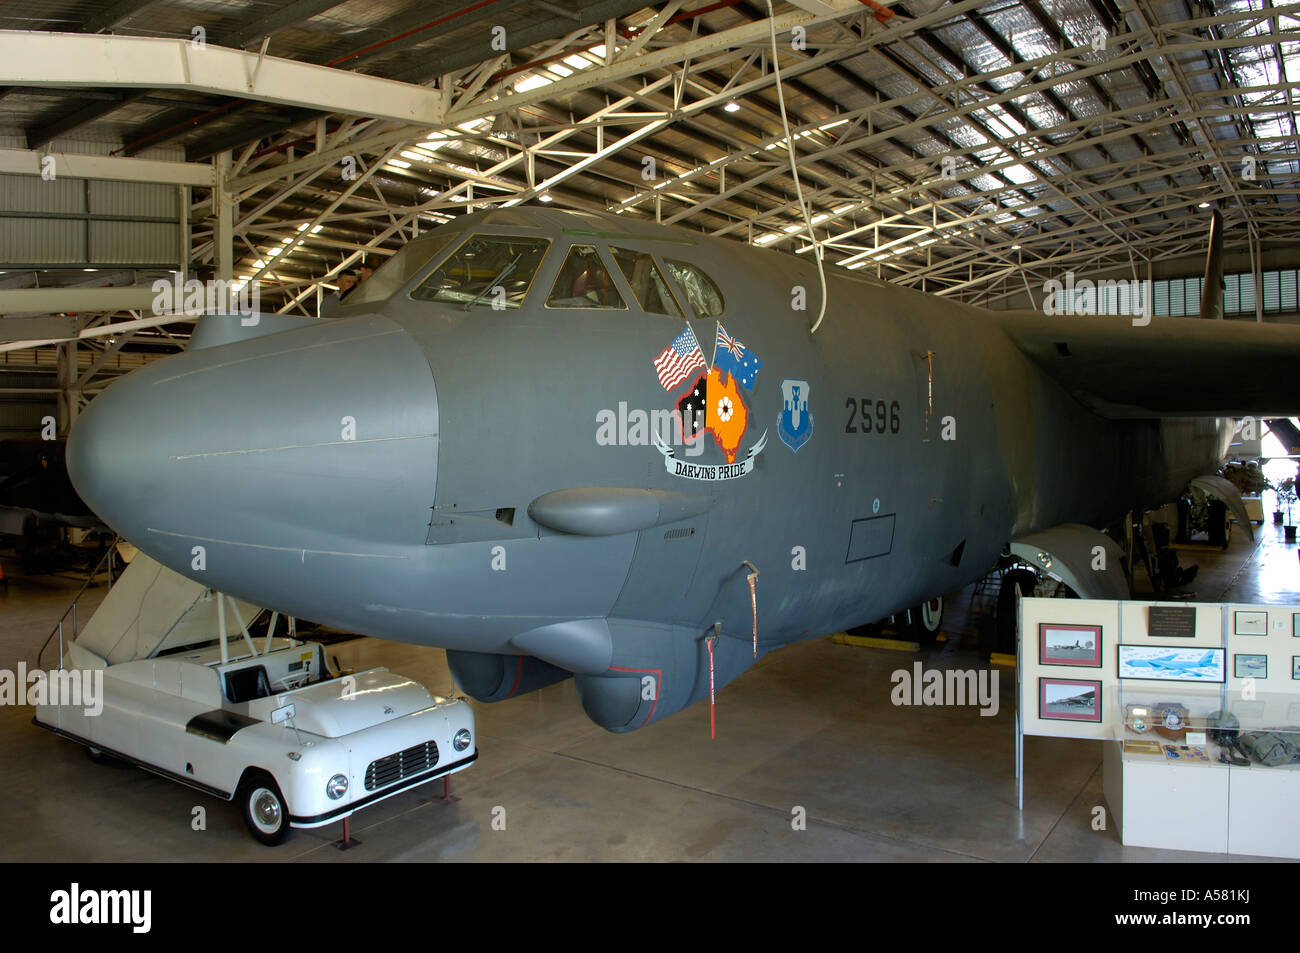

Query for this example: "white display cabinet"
[1018,598,1300,859]
[1103,687,1300,859]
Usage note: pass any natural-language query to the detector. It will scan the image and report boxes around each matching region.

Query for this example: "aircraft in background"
[1124,651,1219,676]
[0,438,102,538]
[64,207,1300,732]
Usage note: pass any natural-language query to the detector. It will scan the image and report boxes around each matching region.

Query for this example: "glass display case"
[1113,684,1300,771]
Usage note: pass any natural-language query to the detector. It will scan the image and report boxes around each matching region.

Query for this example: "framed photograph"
[1292,657,1300,680]
[1234,610,1267,636]
[1293,613,1300,638]
[1234,653,1268,679]
[1039,623,1103,667]
[1117,644,1226,683]
[1039,678,1102,723]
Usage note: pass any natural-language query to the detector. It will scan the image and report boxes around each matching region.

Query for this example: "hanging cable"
[765,0,828,334]
[707,624,719,739]
[742,560,760,658]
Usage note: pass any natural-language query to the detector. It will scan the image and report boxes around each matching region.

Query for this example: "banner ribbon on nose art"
[653,430,767,481]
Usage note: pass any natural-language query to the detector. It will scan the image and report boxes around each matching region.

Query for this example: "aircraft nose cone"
[66,381,146,532]
[67,314,438,580]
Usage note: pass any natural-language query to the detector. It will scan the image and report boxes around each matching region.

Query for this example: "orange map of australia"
[677,366,749,463]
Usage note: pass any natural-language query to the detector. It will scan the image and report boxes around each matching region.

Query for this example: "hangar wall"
[0,136,185,272]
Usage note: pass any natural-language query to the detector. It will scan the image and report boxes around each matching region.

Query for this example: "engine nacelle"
[449,620,764,732]
[574,620,762,732]
[446,650,572,702]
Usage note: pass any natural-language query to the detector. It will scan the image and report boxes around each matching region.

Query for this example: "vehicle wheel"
[86,745,112,764]
[904,597,944,647]
[995,569,1038,656]
[1207,500,1230,549]
[239,773,290,846]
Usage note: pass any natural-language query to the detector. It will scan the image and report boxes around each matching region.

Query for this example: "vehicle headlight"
[326,774,349,800]
[453,728,472,752]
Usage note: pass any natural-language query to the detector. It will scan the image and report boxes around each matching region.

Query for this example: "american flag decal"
[653,326,708,391]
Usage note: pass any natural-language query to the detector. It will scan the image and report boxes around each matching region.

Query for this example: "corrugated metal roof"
[0,0,1292,324]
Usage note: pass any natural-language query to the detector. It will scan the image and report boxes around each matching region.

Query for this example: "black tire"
[239,772,290,846]
[1208,499,1230,549]
[904,597,944,647]
[995,569,1038,656]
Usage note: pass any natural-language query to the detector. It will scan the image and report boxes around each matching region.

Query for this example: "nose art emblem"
[384,706,394,715]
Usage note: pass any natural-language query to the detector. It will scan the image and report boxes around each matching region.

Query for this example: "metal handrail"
[34,537,122,670]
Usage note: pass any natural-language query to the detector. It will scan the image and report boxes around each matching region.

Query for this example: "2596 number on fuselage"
[844,398,900,434]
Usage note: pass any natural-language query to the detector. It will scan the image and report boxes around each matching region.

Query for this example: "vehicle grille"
[365,740,439,791]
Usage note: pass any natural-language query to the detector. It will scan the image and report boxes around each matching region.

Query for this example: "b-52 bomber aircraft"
[67,207,1300,733]
[1124,651,1220,676]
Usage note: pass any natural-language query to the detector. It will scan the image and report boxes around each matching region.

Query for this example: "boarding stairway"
[35,544,262,670]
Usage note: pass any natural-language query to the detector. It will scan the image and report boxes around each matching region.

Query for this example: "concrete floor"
[0,517,1295,863]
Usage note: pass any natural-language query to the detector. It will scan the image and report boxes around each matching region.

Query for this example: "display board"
[1017,597,1300,857]
[1019,598,1226,741]
[1020,598,1300,739]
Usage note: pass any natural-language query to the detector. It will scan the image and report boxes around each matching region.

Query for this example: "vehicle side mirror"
[271,703,296,725]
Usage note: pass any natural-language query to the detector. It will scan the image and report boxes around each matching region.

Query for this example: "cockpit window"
[411,235,550,309]
[546,245,625,309]
[348,233,456,305]
[609,246,683,317]
[663,259,725,319]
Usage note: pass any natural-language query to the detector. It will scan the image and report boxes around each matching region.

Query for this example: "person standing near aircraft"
[320,263,373,315]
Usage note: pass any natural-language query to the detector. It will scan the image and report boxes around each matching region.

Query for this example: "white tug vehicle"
[34,551,476,845]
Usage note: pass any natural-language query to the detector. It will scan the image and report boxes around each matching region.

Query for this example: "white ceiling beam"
[0,287,159,316]
[786,0,876,15]
[0,315,80,342]
[0,30,447,126]
[0,312,202,354]
[0,147,211,186]
[445,0,998,123]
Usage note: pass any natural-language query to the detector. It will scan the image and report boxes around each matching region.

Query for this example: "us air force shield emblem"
[777,378,813,453]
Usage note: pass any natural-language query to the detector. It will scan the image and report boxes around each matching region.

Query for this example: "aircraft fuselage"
[67,208,1229,730]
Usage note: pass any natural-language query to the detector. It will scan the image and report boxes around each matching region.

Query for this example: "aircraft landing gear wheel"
[1208,500,1229,549]
[995,569,1037,656]
[86,745,112,764]
[240,773,290,846]
[905,597,944,647]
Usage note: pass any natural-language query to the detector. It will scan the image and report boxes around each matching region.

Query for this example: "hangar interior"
[1,0,1299,861]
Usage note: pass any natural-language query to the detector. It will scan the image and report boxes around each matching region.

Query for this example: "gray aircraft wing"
[997,312,1300,419]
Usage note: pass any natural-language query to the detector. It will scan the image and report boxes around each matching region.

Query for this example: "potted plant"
[1222,462,1272,526]
[1222,461,1270,497]
[1279,477,1298,542]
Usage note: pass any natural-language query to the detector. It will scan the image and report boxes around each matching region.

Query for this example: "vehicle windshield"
[411,234,550,309]
[347,232,458,305]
